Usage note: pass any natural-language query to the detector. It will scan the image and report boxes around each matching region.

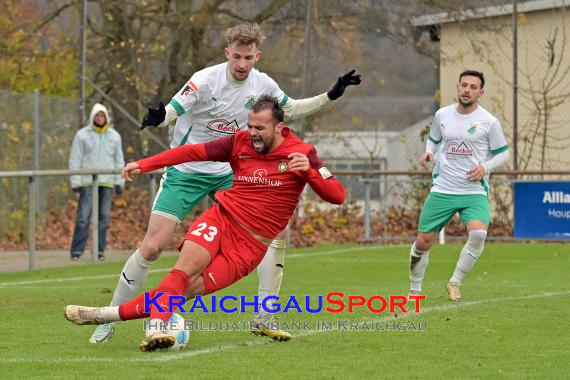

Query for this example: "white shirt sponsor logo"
[206,119,240,135]
[237,168,283,186]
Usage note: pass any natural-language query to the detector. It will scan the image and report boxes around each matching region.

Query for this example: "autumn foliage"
[0,186,512,251]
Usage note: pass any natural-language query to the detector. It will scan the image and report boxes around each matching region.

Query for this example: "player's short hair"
[225,23,265,48]
[252,95,284,124]
[459,70,485,88]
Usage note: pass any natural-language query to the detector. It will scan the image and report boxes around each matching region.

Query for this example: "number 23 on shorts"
[190,222,219,242]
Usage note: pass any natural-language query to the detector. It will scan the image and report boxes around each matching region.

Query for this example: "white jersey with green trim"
[168,62,288,174]
[428,104,508,196]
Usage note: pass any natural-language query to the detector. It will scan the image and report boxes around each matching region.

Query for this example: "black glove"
[72,187,81,193]
[114,185,124,196]
[327,69,362,100]
[140,101,166,130]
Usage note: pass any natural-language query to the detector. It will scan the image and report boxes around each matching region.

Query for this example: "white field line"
[0,245,394,288]
[1,290,569,364]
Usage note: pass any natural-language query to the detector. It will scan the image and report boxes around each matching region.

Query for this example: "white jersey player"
[166,61,318,175]
[408,70,509,302]
[429,103,508,196]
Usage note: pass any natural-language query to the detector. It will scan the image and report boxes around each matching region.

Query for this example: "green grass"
[0,243,569,379]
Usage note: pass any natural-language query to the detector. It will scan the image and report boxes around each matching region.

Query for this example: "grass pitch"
[0,243,568,379]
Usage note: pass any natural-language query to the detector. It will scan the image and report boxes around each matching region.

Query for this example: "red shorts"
[178,204,268,294]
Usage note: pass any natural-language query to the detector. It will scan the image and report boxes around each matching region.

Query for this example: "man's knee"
[140,217,177,260]
[176,240,212,275]
[416,232,437,251]
[466,229,487,253]
[76,217,90,228]
[184,277,206,297]
[140,231,168,260]
[139,243,163,261]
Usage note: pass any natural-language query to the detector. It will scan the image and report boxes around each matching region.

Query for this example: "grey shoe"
[446,282,462,301]
[89,323,115,343]
[251,310,292,342]
[64,305,105,325]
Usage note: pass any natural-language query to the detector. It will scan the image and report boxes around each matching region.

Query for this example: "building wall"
[439,6,570,170]
[304,119,430,205]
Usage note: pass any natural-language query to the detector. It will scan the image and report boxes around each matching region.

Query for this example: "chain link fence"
[0,91,161,250]
[0,90,77,242]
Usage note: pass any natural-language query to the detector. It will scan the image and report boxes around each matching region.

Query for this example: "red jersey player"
[65,95,345,352]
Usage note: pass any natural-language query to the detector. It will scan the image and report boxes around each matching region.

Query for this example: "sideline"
[0,245,394,287]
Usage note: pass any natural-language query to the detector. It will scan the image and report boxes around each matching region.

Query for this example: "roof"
[304,130,399,160]
[412,0,567,27]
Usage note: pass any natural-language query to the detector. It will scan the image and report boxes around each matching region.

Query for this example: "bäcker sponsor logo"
[446,141,473,157]
[543,191,570,204]
[206,119,240,135]
[143,293,426,314]
[236,168,283,187]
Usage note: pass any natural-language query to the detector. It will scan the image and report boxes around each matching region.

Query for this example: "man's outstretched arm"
[303,168,345,205]
[288,150,345,205]
[122,135,234,180]
[282,69,362,120]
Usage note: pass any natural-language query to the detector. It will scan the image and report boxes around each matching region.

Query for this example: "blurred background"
[0,0,568,258]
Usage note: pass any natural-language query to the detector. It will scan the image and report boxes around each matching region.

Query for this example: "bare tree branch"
[253,0,290,24]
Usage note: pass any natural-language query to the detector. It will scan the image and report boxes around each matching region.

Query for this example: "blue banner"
[514,181,570,239]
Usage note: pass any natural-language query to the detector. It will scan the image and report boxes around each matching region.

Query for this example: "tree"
[0,0,77,95]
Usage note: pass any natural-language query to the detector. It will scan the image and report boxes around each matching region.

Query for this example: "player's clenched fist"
[287,152,310,172]
[466,165,486,181]
[419,152,434,165]
[122,162,141,181]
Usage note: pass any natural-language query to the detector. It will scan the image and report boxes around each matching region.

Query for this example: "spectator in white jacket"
[69,103,125,261]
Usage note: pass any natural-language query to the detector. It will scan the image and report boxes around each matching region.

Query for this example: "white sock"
[450,230,487,284]
[257,239,286,312]
[100,306,121,322]
[409,242,430,292]
[109,249,154,307]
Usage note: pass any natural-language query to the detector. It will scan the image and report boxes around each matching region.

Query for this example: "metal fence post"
[28,175,36,270]
[91,175,99,262]
[33,90,41,214]
[364,179,371,243]
[33,90,40,170]
[79,0,87,126]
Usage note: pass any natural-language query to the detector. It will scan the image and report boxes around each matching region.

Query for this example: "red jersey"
[136,128,345,239]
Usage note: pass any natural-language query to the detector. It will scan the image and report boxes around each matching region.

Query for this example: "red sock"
[118,292,151,321]
[150,269,190,322]
[118,269,189,322]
